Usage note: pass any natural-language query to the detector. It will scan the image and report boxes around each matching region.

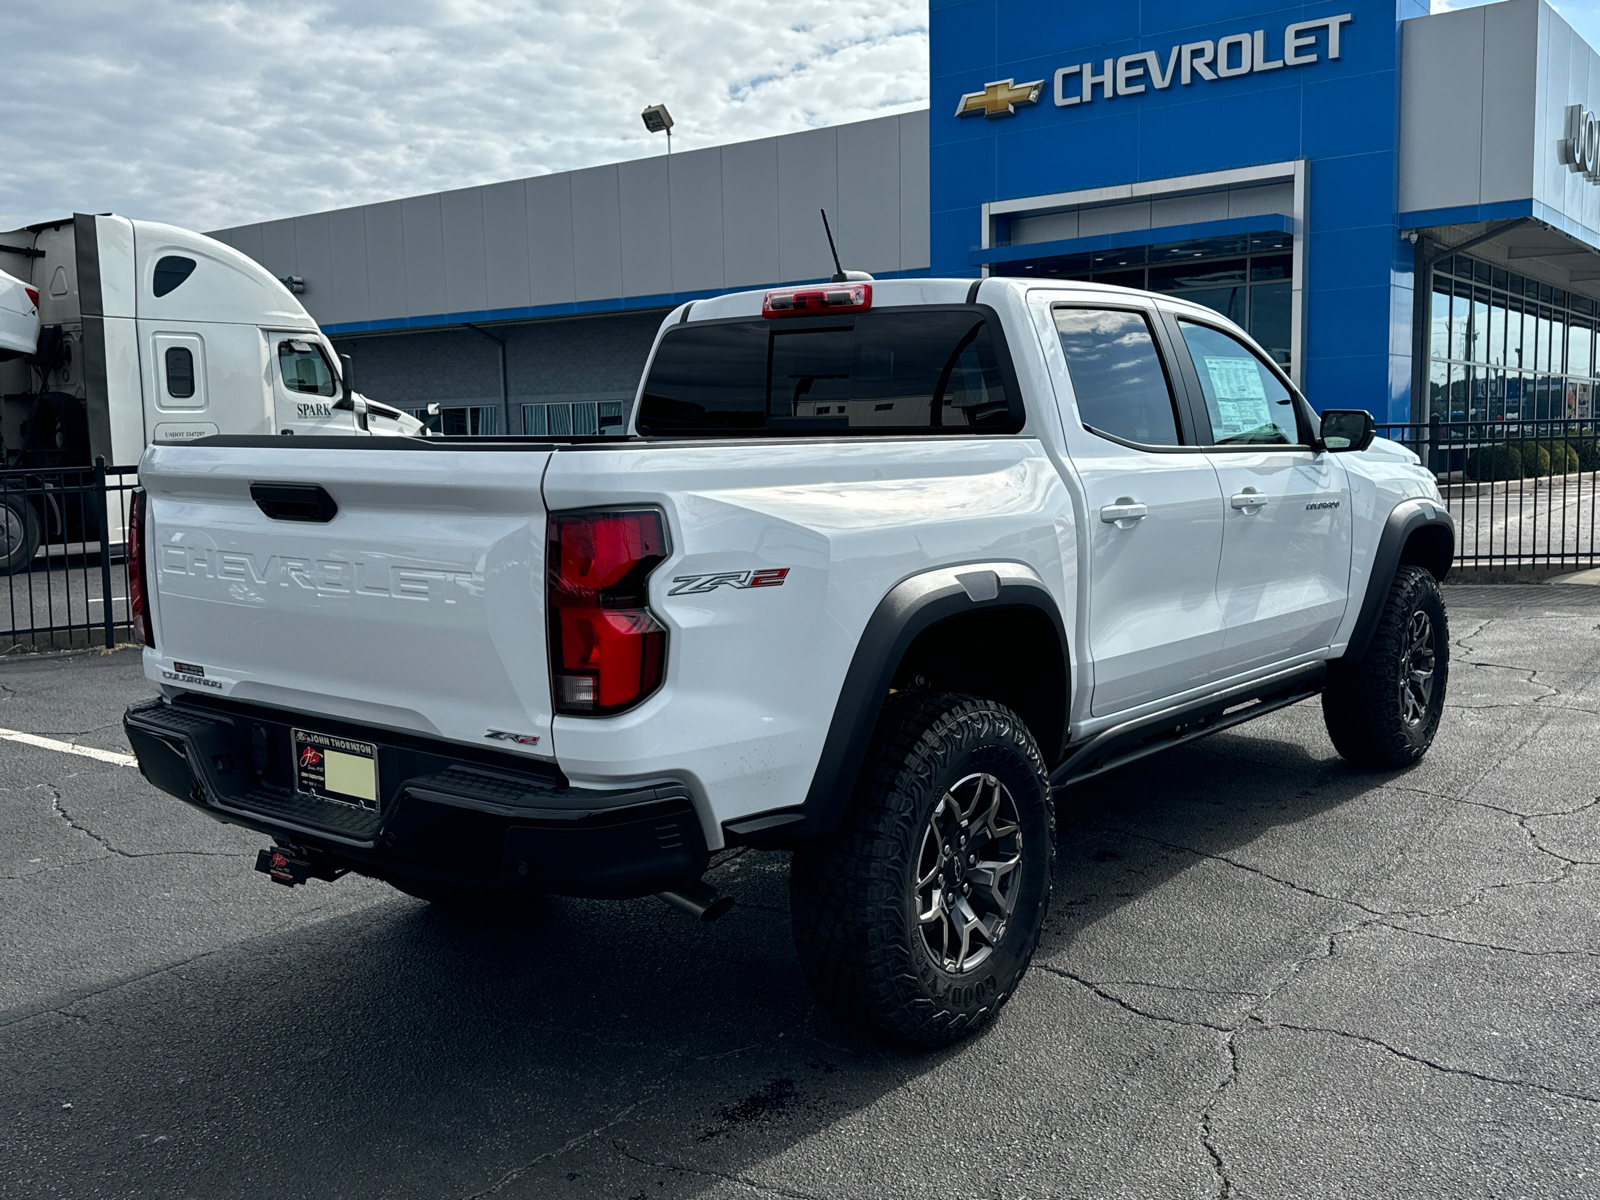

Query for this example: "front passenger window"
[1177,321,1300,446]
[1053,308,1181,446]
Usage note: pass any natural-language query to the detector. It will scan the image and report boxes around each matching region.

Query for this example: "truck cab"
[0,213,420,569]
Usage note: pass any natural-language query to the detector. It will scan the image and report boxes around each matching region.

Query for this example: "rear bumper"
[122,697,706,899]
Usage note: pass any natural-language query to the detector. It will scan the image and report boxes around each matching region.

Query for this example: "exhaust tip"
[656,880,734,922]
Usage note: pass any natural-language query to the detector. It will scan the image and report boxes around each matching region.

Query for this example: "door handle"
[1230,490,1268,511]
[1100,500,1149,524]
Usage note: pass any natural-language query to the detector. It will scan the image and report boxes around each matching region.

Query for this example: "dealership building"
[212,0,1600,430]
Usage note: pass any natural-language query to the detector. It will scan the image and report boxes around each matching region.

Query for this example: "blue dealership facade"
[217,0,1600,429]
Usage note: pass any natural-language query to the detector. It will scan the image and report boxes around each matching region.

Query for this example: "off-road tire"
[1323,565,1448,769]
[0,494,40,575]
[790,693,1055,1048]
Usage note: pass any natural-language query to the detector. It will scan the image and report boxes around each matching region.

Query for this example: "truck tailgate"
[141,443,556,758]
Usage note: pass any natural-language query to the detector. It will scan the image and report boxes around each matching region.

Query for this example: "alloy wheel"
[912,772,1025,974]
[1400,608,1436,728]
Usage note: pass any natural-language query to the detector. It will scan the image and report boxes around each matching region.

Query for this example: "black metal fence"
[1377,419,1599,572]
[0,424,1594,653]
[0,461,141,652]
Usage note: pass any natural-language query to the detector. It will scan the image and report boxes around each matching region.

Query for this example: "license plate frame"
[291,728,380,812]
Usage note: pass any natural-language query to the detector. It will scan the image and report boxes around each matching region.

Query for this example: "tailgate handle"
[250,483,338,523]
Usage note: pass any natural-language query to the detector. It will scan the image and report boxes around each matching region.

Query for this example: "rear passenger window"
[637,309,1018,435]
[164,347,195,398]
[1053,308,1181,446]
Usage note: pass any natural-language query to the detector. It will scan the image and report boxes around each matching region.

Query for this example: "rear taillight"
[24,287,38,310]
[128,489,153,648]
[762,282,871,318]
[547,509,668,715]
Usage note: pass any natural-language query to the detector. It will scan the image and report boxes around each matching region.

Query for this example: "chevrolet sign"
[957,13,1352,119]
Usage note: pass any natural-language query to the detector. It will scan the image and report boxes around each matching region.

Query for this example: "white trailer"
[0,213,420,571]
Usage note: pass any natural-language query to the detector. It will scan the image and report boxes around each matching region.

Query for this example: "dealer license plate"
[292,728,379,811]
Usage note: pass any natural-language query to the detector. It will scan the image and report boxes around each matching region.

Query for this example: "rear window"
[637,309,1019,435]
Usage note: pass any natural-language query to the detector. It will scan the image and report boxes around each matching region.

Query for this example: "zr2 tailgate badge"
[669,568,790,596]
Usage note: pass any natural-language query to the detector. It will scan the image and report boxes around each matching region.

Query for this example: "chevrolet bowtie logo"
[955,77,1045,119]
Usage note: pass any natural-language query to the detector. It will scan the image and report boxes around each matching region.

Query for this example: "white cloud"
[0,0,928,231]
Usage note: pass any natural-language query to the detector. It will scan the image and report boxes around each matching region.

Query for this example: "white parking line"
[0,727,137,767]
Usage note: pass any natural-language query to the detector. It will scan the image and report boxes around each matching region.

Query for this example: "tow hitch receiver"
[256,847,309,887]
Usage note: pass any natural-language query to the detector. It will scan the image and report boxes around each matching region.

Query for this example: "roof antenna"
[820,209,873,283]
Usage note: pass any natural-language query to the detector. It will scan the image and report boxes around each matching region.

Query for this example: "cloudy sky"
[1,1,1597,234]
[0,0,927,232]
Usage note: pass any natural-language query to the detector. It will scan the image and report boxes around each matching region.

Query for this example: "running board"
[1050,662,1327,790]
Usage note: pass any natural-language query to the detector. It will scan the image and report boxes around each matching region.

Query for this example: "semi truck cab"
[0,213,419,570]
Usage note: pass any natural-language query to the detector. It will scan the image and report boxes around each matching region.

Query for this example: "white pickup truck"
[122,276,1453,1047]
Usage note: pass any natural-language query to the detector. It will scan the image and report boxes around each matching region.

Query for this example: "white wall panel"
[1078,201,1151,237]
[292,212,334,325]
[481,180,532,311]
[1152,190,1230,225]
[669,146,726,294]
[1481,0,1540,206]
[900,112,930,270]
[1012,211,1079,245]
[400,195,448,320]
[440,187,490,315]
[837,117,902,273]
[1398,4,1488,214]
[570,165,624,303]
[618,156,673,298]
[777,127,839,282]
[1537,4,1571,216]
[526,173,577,308]
[327,207,370,327]
[1226,182,1293,219]
[362,201,407,322]
[722,137,781,288]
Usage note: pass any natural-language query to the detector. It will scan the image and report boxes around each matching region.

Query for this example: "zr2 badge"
[669,568,790,596]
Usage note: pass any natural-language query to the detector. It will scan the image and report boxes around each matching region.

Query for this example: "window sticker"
[1204,355,1272,434]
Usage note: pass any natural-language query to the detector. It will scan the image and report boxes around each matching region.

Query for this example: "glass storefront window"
[1570,323,1594,379]
[1489,298,1506,367]
[1450,290,1470,361]
[1431,286,1450,362]
[1506,301,1522,369]
[1471,292,1489,364]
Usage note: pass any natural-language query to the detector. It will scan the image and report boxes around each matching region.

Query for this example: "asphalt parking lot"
[3,583,1599,1200]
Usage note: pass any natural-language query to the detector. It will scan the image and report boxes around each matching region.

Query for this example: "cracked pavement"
[3,584,1600,1199]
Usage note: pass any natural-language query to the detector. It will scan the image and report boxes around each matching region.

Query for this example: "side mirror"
[339,353,354,404]
[1319,409,1375,453]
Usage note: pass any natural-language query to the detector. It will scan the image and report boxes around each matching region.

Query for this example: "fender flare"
[723,563,1071,847]
[1343,499,1454,663]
